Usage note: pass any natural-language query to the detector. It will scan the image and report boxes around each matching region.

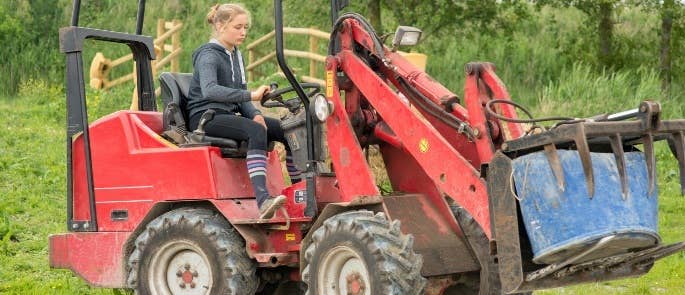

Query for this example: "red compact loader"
[50,0,685,294]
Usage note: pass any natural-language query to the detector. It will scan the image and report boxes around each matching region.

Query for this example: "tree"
[652,0,685,97]
[380,0,504,39]
[368,0,381,33]
[634,0,684,97]
[660,0,675,96]
[535,0,621,69]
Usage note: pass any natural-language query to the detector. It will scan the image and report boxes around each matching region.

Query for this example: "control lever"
[196,109,216,134]
[189,109,216,144]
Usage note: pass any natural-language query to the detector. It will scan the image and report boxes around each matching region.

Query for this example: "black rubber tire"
[257,280,304,295]
[446,204,503,295]
[302,210,426,295]
[126,207,258,294]
[272,281,305,294]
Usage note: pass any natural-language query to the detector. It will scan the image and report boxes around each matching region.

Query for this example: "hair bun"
[206,4,221,24]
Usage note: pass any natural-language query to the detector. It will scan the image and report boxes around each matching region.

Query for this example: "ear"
[215,22,224,32]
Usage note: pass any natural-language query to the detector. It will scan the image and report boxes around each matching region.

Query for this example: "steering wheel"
[260,82,321,109]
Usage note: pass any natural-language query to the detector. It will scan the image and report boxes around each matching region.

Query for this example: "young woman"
[187,3,301,219]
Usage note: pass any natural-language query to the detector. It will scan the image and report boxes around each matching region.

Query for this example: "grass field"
[0,76,683,294]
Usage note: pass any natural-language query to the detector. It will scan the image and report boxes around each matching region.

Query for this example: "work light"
[391,26,422,49]
[312,93,334,122]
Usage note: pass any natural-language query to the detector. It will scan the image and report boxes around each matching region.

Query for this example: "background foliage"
[1,0,684,294]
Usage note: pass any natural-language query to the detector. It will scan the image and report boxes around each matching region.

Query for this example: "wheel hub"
[177,264,199,288]
[318,245,371,295]
[346,272,366,294]
[150,241,212,294]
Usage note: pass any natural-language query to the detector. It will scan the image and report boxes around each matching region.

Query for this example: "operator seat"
[159,72,248,158]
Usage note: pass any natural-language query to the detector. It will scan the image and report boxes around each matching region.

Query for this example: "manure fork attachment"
[488,100,685,293]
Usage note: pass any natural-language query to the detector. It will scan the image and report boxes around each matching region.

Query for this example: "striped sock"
[286,155,302,184]
[247,150,269,207]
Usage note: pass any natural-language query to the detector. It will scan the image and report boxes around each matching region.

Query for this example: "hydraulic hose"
[328,12,385,59]
[396,76,476,139]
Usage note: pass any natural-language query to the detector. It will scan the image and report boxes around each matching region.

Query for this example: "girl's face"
[217,13,249,49]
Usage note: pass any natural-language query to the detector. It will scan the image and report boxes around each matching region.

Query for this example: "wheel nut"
[190,282,196,288]
[179,283,186,289]
[192,271,198,277]
[184,264,191,270]
[176,270,183,277]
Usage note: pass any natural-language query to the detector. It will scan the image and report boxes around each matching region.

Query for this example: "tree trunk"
[368,0,382,33]
[598,2,613,69]
[660,0,674,97]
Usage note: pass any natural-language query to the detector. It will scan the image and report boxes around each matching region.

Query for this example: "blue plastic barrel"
[512,150,659,264]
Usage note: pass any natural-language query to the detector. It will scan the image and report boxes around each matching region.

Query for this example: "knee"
[246,124,268,149]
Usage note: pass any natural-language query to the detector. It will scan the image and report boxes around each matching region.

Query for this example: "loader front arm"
[324,17,515,237]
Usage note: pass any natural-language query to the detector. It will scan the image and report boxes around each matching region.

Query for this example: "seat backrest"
[159,72,194,123]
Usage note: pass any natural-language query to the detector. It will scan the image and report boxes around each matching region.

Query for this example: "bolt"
[184,264,191,270]
[176,270,183,277]
[190,282,196,289]
[473,128,481,138]
[192,271,198,277]
[179,283,186,289]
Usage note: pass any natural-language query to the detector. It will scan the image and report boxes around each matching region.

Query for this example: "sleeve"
[195,52,251,103]
[239,101,262,119]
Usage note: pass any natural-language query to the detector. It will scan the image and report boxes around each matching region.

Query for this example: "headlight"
[392,26,422,48]
[312,93,334,122]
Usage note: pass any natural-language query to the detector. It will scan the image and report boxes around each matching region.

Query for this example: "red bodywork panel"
[49,232,131,288]
[52,111,304,287]
[70,111,286,231]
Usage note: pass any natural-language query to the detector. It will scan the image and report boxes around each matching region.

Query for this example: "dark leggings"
[189,110,289,151]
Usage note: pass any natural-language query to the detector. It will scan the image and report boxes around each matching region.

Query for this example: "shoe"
[259,195,286,219]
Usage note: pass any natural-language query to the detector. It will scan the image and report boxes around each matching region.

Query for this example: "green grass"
[1,68,684,294]
[0,82,126,294]
[1,2,684,293]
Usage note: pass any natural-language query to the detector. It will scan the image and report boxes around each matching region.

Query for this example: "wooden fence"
[88,23,427,110]
[246,27,330,85]
[89,19,182,93]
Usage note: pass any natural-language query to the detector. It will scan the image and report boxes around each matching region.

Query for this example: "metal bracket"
[266,208,291,231]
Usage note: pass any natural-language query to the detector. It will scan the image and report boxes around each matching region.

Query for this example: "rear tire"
[127,207,257,294]
[302,210,426,295]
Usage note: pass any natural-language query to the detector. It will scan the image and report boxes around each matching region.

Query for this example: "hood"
[191,42,229,64]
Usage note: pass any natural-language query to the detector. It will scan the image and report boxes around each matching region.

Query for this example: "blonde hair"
[207,3,250,33]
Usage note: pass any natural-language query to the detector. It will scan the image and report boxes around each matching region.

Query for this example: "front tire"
[302,210,426,295]
[127,207,258,294]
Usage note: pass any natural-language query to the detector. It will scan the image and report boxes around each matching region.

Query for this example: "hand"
[253,115,267,130]
[250,85,270,101]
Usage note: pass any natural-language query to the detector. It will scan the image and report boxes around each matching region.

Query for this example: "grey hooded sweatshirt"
[187,41,261,120]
